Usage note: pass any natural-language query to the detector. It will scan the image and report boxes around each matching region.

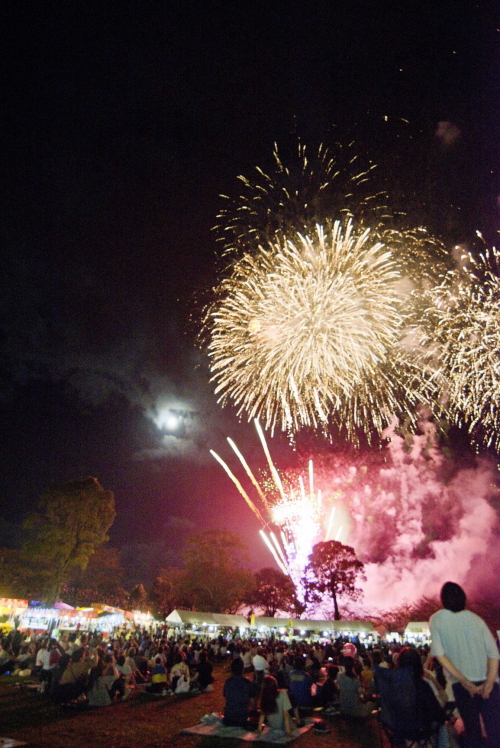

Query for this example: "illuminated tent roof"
[254,616,291,629]
[253,617,376,633]
[213,613,250,628]
[404,622,430,636]
[330,620,375,633]
[165,609,249,628]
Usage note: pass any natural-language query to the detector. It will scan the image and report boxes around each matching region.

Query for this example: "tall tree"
[0,547,51,598]
[182,530,253,613]
[128,583,149,611]
[23,477,115,605]
[302,541,366,620]
[150,567,192,617]
[64,545,127,607]
[249,567,299,617]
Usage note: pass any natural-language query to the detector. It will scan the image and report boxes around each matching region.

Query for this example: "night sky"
[1,1,498,582]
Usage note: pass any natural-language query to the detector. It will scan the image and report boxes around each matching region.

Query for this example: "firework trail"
[210,420,346,597]
[419,245,500,451]
[205,141,449,441]
[212,418,499,613]
[215,139,450,280]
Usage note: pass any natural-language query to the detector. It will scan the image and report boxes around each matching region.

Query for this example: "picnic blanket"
[180,714,314,743]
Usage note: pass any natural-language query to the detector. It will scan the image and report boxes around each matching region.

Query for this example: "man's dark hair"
[294,656,305,670]
[70,647,84,663]
[441,581,466,612]
[230,657,244,676]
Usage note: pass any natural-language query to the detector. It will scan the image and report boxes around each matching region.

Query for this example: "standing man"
[430,581,500,748]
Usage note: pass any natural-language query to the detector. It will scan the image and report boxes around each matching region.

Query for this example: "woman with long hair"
[257,675,294,737]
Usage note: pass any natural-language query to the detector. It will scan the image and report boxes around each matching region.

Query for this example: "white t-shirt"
[253,654,268,672]
[430,609,499,683]
[242,651,252,668]
[37,649,55,670]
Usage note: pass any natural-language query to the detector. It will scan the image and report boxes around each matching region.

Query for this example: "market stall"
[404,621,431,644]
[166,609,249,636]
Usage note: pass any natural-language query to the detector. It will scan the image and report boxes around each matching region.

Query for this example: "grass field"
[0,665,382,748]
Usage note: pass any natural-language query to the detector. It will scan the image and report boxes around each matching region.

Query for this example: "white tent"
[165,609,249,629]
[254,616,291,630]
[213,613,250,628]
[330,620,376,635]
[404,621,431,641]
[253,616,377,638]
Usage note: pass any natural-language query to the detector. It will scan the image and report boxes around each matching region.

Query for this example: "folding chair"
[374,666,442,748]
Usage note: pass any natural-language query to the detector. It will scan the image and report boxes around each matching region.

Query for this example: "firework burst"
[215,140,450,280]
[420,245,500,450]
[207,220,431,438]
[216,141,387,255]
[205,140,449,440]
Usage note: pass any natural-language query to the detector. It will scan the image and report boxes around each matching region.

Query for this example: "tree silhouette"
[23,477,115,605]
[248,567,299,617]
[182,530,253,613]
[302,540,365,620]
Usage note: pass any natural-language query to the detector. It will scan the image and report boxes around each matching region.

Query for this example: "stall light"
[300,630,306,636]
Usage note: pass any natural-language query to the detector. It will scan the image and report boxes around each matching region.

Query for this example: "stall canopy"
[213,613,250,628]
[166,609,249,628]
[404,622,430,638]
[254,617,376,635]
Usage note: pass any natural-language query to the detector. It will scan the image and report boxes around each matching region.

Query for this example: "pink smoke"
[294,419,499,612]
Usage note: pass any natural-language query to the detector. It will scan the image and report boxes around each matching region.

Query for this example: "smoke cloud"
[306,418,499,612]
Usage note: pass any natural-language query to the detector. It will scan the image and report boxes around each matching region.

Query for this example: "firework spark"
[206,140,449,440]
[207,220,431,438]
[215,139,450,281]
[420,246,500,450]
[216,141,387,254]
[211,420,345,596]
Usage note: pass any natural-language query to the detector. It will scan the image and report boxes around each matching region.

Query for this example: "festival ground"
[0,663,379,748]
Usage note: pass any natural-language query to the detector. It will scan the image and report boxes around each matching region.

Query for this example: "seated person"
[319,664,340,709]
[257,675,294,737]
[116,654,135,686]
[87,653,122,706]
[223,656,259,728]
[360,657,375,697]
[191,650,214,692]
[170,653,190,692]
[288,656,313,722]
[149,656,168,693]
[0,641,16,675]
[53,647,97,703]
[398,647,446,734]
[337,656,375,718]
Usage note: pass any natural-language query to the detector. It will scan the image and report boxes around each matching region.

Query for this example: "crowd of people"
[0,582,498,746]
[0,622,457,730]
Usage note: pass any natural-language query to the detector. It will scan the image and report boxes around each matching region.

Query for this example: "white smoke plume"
[306,418,499,612]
